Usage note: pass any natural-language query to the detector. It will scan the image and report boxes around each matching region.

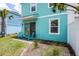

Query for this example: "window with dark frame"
[49,3,54,8]
[50,19,59,34]
[30,3,36,12]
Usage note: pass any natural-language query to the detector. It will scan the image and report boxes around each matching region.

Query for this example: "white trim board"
[38,12,67,19]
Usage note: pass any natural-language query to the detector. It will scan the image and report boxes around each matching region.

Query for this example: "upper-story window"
[48,3,54,8]
[49,18,60,35]
[30,3,37,13]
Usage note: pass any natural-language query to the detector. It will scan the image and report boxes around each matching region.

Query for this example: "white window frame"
[30,3,37,13]
[49,18,60,35]
[48,3,54,8]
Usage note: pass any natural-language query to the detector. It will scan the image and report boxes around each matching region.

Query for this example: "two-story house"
[18,3,67,43]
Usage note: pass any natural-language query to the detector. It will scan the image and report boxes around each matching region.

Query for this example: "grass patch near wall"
[42,46,63,56]
[0,35,27,56]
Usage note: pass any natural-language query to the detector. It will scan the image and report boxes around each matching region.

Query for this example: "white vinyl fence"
[69,16,79,56]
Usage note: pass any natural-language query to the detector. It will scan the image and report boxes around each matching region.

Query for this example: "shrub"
[33,39,38,49]
[52,47,60,56]
[42,46,60,56]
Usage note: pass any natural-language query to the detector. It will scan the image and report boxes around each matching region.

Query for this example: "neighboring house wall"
[6,13,21,26]
[5,13,21,34]
[0,13,21,34]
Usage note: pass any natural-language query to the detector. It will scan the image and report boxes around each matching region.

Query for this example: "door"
[30,22,36,37]
[24,23,30,35]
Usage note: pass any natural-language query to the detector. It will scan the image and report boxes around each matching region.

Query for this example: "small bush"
[42,46,60,56]
[33,39,38,49]
[52,47,60,56]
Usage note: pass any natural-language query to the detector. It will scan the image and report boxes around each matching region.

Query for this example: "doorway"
[30,22,36,37]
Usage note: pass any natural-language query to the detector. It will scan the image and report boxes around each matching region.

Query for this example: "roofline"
[9,11,22,16]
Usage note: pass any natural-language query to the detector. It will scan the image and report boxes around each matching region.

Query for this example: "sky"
[0,3,21,14]
[0,3,78,15]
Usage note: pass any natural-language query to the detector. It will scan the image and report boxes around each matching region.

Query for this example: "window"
[49,18,60,34]
[30,3,37,13]
[48,3,54,8]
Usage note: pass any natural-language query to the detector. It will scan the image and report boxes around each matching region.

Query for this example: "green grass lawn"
[0,35,27,56]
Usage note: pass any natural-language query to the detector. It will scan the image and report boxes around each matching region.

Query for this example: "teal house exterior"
[19,3,67,43]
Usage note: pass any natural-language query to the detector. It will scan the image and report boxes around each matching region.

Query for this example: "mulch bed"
[21,41,71,56]
[22,44,48,56]
[39,40,75,56]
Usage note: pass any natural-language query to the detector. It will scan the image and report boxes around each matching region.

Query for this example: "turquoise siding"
[21,3,30,16]
[37,3,66,16]
[36,14,67,43]
[21,3,68,43]
[21,3,66,17]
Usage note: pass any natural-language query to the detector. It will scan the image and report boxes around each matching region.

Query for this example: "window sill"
[49,33,60,35]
